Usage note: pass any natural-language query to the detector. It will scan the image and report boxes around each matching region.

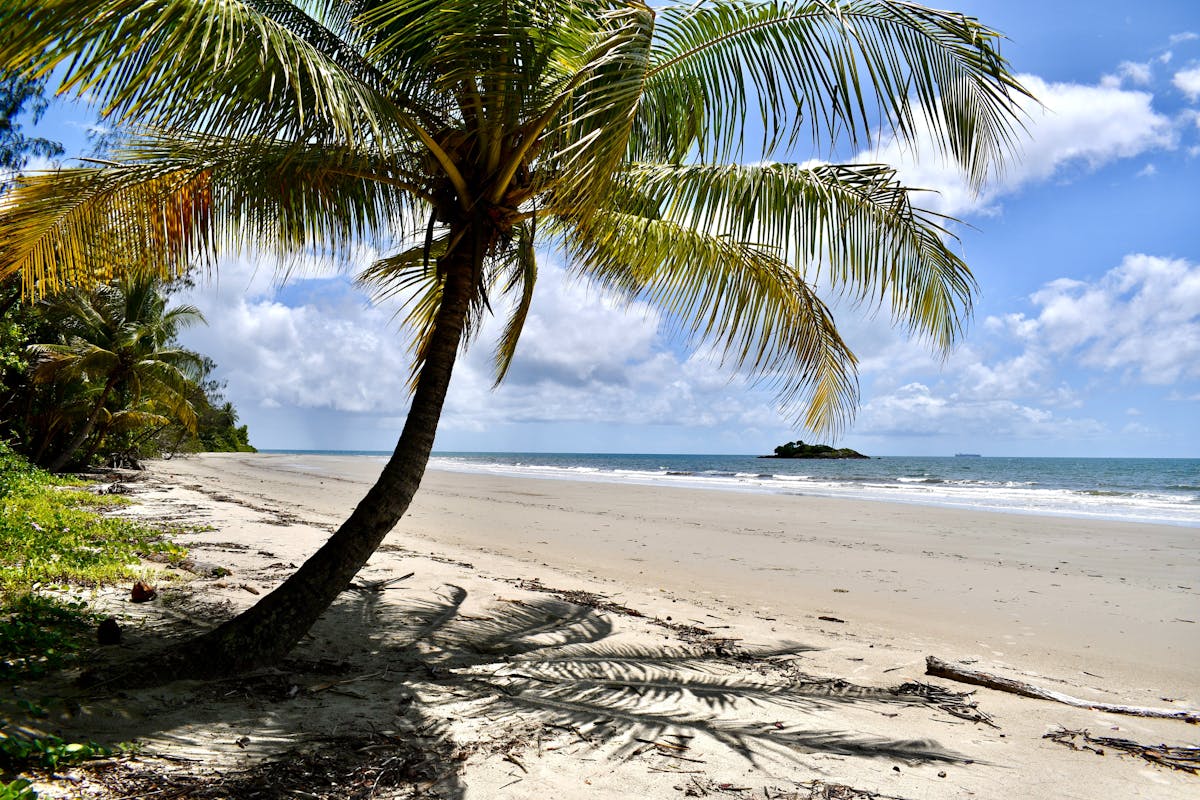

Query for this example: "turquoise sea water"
[264,450,1200,527]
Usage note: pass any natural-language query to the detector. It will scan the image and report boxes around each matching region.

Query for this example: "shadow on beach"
[5,576,979,798]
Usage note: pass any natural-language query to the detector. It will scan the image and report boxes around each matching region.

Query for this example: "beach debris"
[1044,727,1200,774]
[817,615,845,624]
[130,580,157,602]
[239,583,260,595]
[890,681,997,727]
[97,617,121,645]
[793,780,912,799]
[179,556,232,578]
[926,656,1200,724]
[346,573,415,594]
[510,577,645,618]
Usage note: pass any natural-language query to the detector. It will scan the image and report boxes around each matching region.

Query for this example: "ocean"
[262,451,1200,527]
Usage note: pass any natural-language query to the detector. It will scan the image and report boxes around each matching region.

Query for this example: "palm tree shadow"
[4,588,468,800]
[6,581,976,797]
[370,583,976,768]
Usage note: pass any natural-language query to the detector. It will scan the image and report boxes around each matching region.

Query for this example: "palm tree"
[30,277,205,471]
[0,0,1026,677]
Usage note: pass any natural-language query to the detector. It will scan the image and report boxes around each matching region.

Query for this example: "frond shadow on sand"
[4,575,982,798]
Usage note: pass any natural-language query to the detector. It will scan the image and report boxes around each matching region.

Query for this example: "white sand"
[28,452,1200,799]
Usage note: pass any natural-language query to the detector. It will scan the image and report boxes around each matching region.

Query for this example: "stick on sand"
[925,656,1200,724]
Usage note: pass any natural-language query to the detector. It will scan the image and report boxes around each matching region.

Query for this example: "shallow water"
[264,450,1200,527]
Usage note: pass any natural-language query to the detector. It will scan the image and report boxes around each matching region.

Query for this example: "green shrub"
[0,731,112,770]
[0,595,96,681]
[0,778,35,800]
[0,442,180,593]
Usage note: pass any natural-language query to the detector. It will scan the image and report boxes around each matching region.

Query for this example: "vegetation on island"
[0,0,1026,679]
[765,440,868,459]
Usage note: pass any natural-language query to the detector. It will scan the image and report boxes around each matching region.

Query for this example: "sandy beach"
[26,452,1200,798]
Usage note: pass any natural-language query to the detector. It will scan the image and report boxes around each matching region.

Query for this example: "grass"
[0,445,184,594]
[0,444,182,795]
[0,441,185,679]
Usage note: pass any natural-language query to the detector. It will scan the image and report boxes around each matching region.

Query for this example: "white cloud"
[1169,32,1199,46]
[852,382,1106,440]
[1021,254,1200,384]
[1173,66,1200,101]
[1116,60,1153,86]
[178,253,794,438]
[1136,163,1158,177]
[838,254,1200,441]
[862,75,1175,217]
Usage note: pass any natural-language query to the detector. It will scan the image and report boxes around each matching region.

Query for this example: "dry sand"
[18,452,1200,799]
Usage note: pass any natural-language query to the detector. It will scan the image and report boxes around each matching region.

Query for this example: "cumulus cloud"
[177,253,794,440]
[1174,66,1200,101]
[1107,60,1153,86]
[840,255,1200,441]
[852,382,1106,440]
[862,75,1175,216]
[1017,254,1200,384]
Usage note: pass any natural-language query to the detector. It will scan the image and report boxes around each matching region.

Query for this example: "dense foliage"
[0,68,252,470]
[770,440,868,459]
[0,278,255,469]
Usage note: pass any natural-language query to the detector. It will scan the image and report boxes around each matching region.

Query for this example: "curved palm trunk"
[151,251,477,679]
[46,377,117,472]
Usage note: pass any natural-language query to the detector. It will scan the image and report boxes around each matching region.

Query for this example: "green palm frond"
[640,0,1027,184]
[539,2,656,218]
[0,0,413,147]
[564,211,858,434]
[623,161,975,349]
[491,222,538,386]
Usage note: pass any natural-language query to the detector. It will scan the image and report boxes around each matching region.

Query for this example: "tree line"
[0,73,252,471]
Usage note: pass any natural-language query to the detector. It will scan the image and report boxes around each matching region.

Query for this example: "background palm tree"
[29,276,205,471]
[0,0,1026,678]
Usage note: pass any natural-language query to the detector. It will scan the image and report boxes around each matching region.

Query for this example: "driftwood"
[926,656,1199,724]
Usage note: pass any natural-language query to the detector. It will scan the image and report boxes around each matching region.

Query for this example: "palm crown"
[0,0,1025,435]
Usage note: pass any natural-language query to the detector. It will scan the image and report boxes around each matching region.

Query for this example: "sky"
[21,0,1200,457]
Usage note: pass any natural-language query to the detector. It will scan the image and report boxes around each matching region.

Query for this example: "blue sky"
[24,0,1200,456]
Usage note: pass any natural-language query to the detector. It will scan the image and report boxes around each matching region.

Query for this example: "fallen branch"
[1045,727,1200,774]
[926,656,1199,724]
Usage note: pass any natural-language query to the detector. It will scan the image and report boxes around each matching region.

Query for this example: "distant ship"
[954,453,982,457]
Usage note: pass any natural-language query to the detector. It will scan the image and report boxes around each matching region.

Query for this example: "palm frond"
[623,160,975,349]
[0,0,417,148]
[563,211,858,435]
[491,223,538,386]
[640,0,1028,184]
[539,2,656,219]
[0,132,427,294]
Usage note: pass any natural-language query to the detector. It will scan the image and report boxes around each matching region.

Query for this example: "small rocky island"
[761,440,869,459]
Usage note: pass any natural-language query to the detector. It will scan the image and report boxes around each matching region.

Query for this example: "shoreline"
[50,450,1196,799]
[423,453,1200,528]
[255,449,1200,528]
[159,452,1199,696]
